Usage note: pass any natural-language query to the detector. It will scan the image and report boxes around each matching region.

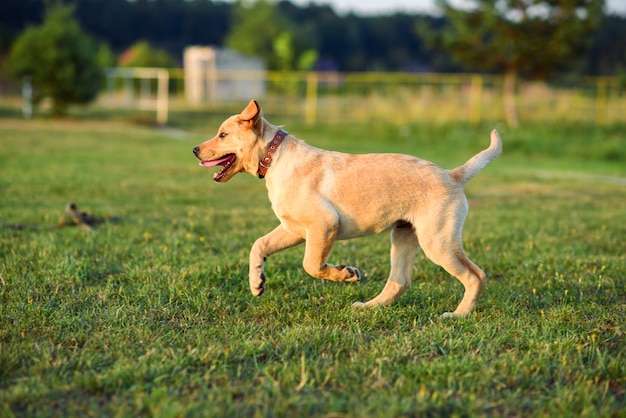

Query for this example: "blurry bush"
[5,4,103,116]
[118,41,177,68]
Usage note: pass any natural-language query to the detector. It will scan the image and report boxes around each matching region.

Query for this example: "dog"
[193,100,502,317]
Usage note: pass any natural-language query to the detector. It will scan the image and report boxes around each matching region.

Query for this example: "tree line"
[1,0,624,75]
[2,0,624,124]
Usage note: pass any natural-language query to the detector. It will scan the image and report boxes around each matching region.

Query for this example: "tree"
[225,0,317,71]
[419,0,604,126]
[118,40,177,68]
[6,4,102,116]
[225,0,286,69]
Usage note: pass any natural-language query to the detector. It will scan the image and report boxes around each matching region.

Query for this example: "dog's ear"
[238,100,263,133]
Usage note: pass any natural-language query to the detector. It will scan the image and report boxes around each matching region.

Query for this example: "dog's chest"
[264,178,318,235]
[266,182,297,218]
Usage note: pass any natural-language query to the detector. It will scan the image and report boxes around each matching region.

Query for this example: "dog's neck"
[257,128,288,179]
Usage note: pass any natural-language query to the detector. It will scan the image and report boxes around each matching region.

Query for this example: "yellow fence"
[101,68,625,126]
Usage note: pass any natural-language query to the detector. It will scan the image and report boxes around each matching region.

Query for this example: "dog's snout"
[193,146,200,157]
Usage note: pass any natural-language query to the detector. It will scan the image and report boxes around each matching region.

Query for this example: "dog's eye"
[219,132,227,139]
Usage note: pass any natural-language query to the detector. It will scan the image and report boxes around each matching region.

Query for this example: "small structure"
[184,46,266,104]
[22,75,33,119]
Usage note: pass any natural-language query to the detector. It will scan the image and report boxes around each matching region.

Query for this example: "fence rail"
[35,68,626,126]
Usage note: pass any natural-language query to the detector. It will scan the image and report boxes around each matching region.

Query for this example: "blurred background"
[0,0,624,127]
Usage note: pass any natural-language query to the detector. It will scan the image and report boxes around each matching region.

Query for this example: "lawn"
[1,113,625,417]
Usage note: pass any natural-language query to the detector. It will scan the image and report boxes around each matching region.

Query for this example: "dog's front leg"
[302,226,361,283]
[249,225,304,296]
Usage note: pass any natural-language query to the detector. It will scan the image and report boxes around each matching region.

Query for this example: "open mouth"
[199,154,236,181]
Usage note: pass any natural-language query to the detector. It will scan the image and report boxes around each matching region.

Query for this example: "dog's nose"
[193,146,200,156]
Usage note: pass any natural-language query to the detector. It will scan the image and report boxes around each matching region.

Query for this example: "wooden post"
[595,78,607,126]
[156,69,169,125]
[503,69,519,127]
[305,72,318,125]
[470,74,482,125]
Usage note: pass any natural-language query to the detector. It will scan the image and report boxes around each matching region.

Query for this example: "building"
[184,46,267,104]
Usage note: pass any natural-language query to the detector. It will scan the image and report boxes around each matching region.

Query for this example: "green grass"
[1,115,625,417]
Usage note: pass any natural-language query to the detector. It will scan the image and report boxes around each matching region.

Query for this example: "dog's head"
[193,100,265,182]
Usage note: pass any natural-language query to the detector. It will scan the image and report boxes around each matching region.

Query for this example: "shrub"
[6,4,102,116]
[118,41,177,68]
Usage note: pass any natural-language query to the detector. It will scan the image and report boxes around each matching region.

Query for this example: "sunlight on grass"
[1,117,625,416]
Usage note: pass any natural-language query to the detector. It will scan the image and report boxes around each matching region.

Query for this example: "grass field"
[1,112,625,417]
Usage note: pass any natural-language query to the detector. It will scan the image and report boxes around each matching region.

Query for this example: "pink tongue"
[200,155,231,167]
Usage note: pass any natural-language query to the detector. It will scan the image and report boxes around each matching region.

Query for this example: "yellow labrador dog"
[193,100,502,317]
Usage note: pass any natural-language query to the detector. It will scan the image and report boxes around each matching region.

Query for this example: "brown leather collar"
[257,129,288,179]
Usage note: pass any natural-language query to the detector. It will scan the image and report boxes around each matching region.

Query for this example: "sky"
[288,0,626,16]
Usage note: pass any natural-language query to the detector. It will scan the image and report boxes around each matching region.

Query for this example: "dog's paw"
[336,265,361,282]
[346,267,361,281]
[351,301,367,308]
[250,273,266,297]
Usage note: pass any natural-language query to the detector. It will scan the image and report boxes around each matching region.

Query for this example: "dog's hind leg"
[426,245,486,318]
[418,206,486,317]
[249,225,304,296]
[440,254,485,318]
[352,222,418,308]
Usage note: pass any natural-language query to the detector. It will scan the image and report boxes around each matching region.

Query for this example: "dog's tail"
[450,129,502,185]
